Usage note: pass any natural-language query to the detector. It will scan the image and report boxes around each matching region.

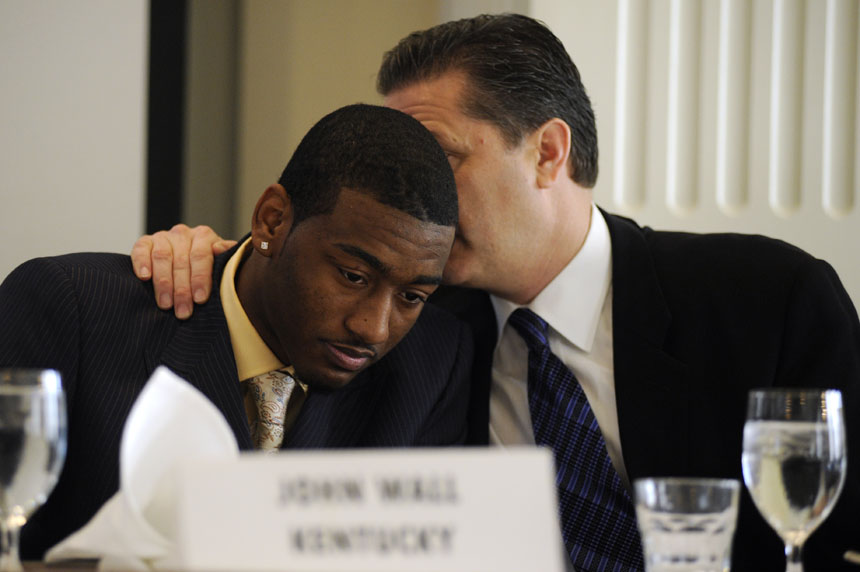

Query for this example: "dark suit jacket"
[0,247,474,559]
[431,211,860,571]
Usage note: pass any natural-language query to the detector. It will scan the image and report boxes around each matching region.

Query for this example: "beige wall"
[0,1,147,281]
[184,0,240,237]
[232,0,442,235]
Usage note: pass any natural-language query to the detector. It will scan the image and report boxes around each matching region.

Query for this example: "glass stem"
[784,542,803,572]
[0,515,23,572]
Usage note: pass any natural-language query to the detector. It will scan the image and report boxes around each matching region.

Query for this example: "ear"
[250,184,293,257]
[533,118,572,188]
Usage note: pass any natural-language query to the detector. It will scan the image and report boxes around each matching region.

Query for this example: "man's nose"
[344,291,391,346]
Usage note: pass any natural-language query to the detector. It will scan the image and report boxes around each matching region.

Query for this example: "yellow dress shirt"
[221,238,307,435]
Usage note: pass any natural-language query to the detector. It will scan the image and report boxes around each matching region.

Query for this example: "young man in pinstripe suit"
[1,104,474,559]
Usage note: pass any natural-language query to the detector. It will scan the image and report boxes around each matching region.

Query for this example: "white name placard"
[172,447,563,571]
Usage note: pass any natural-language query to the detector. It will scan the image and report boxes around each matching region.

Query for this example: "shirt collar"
[220,238,285,381]
[491,203,612,352]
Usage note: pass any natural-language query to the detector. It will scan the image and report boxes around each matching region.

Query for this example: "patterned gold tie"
[243,369,297,452]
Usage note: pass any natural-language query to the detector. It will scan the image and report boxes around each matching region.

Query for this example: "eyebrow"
[335,243,443,286]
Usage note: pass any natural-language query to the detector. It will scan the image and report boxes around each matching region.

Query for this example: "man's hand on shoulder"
[130,224,236,320]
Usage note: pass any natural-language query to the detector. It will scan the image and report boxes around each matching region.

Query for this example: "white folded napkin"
[46,366,240,570]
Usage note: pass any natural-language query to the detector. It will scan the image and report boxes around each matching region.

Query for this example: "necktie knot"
[508,308,550,351]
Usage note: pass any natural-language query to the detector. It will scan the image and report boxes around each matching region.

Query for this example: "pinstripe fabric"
[427,285,495,445]
[0,247,473,559]
[508,308,644,572]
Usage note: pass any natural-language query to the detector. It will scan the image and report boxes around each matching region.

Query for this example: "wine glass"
[0,369,67,572]
[741,388,846,572]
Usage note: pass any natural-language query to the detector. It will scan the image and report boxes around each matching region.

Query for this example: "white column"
[665,0,701,215]
[613,0,649,211]
[821,0,858,217]
[715,0,752,216]
[768,0,805,217]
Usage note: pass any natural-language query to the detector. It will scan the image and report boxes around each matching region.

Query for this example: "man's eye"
[401,291,427,305]
[341,270,365,284]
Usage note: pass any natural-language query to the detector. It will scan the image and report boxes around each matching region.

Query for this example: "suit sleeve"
[413,318,475,446]
[0,259,81,410]
[777,257,860,570]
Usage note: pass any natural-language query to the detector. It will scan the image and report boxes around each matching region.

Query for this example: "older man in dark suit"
[0,104,473,559]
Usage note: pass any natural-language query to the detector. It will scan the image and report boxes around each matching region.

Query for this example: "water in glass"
[741,389,846,572]
[0,370,67,572]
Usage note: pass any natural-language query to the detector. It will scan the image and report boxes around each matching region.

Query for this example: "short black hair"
[377,13,598,188]
[278,104,457,227]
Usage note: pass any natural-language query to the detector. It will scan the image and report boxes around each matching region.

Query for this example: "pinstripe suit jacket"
[431,211,860,571]
[0,248,473,559]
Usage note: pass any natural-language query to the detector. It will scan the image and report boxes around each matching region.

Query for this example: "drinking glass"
[741,389,846,572]
[0,369,67,572]
[634,477,740,572]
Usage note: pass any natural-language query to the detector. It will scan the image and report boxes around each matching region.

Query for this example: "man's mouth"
[324,342,376,372]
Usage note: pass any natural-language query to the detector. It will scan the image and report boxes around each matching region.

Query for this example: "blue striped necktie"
[508,308,644,571]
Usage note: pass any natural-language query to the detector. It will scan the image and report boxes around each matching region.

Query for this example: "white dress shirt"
[488,203,630,487]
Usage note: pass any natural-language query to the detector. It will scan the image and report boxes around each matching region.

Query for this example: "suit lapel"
[284,368,381,448]
[143,247,254,450]
[428,286,496,444]
[605,212,691,479]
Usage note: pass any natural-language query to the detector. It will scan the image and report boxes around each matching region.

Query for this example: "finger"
[130,235,155,280]
[188,226,220,305]
[212,239,239,255]
[167,224,194,319]
[149,231,176,311]
[189,229,237,304]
